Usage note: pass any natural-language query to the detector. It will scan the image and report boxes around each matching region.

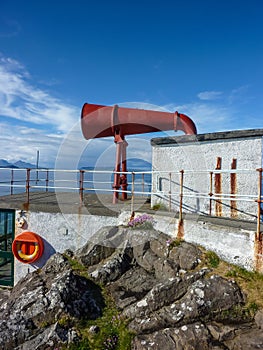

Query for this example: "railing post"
[142,173,145,196]
[256,168,262,240]
[215,157,222,216]
[112,141,122,204]
[209,171,213,215]
[10,169,14,195]
[45,170,49,192]
[177,169,184,240]
[26,168,31,205]
[121,140,128,200]
[179,170,184,222]
[131,172,135,214]
[230,158,237,218]
[79,170,84,205]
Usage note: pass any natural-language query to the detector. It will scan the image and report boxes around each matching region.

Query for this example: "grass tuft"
[205,251,220,268]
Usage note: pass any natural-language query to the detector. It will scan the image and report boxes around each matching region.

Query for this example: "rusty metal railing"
[0,167,262,231]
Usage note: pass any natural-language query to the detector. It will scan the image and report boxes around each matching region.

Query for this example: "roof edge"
[151,128,263,146]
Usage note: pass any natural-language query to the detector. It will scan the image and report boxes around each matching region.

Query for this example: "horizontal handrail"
[0,167,262,219]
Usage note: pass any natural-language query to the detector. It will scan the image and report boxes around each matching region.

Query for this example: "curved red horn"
[81,103,197,139]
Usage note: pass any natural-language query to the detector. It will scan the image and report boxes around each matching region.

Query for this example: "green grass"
[61,254,134,350]
[205,250,220,268]
[225,265,263,310]
[62,289,134,350]
[197,247,263,314]
[167,238,183,250]
[151,202,168,211]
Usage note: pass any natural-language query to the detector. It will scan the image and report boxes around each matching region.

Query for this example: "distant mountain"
[0,159,35,169]
[13,160,36,168]
[0,159,14,168]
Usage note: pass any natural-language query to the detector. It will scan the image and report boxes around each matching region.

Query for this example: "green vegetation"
[208,303,257,323]
[224,265,263,310]
[64,255,88,276]
[166,238,183,250]
[151,202,168,211]
[197,247,263,313]
[205,250,220,268]
[62,255,134,350]
[77,297,134,350]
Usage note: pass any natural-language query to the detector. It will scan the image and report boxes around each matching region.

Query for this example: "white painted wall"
[151,132,263,221]
[14,209,258,284]
[184,219,255,271]
[14,211,117,284]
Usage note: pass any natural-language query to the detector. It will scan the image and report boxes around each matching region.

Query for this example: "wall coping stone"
[151,128,263,146]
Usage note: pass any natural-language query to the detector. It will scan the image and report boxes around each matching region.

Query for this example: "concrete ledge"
[142,209,257,231]
[151,128,263,146]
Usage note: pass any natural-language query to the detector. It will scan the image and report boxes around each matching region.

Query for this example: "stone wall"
[151,129,263,221]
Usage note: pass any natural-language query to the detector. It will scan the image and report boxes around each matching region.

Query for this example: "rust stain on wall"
[177,219,184,240]
[254,233,263,272]
[214,157,222,216]
[230,158,238,218]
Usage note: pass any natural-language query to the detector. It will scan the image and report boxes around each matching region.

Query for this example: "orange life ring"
[12,231,44,264]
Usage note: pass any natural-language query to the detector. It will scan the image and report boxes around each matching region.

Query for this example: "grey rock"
[89,251,132,284]
[168,241,202,270]
[132,323,220,350]
[14,322,69,350]
[223,325,263,349]
[129,274,244,333]
[108,266,156,309]
[1,226,262,350]
[255,309,263,329]
[0,253,103,350]
[89,325,100,334]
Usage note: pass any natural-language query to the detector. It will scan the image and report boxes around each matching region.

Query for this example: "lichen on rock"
[0,226,262,349]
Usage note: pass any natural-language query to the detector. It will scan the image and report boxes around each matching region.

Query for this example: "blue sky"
[0,0,262,168]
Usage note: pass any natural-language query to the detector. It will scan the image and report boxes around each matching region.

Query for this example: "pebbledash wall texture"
[151,129,263,221]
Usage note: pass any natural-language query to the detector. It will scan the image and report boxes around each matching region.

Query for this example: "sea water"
[0,167,152,197]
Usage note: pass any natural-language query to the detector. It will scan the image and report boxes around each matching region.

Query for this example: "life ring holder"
[12,231,44,264]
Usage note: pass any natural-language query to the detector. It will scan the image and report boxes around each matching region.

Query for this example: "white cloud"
[0,55,81,167]
[0,121,64,166]
[0,56,78,132]
[228,85,251,104]
[197,91,223,101]
[164,102,235,134]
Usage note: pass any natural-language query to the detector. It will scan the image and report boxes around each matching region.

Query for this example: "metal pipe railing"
[257,168,262,238]
[0,167,262,223]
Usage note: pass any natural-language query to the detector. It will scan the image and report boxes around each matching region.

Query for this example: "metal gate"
[0,209,15,287]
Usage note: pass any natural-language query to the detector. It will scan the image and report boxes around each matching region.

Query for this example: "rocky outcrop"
[0,225,262,349]
[0,254,104,349]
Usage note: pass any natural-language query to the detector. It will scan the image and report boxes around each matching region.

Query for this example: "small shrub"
[151,202,168,211]
[247,302,259,315]
[205,251,220,268]
[166,238,183,250]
